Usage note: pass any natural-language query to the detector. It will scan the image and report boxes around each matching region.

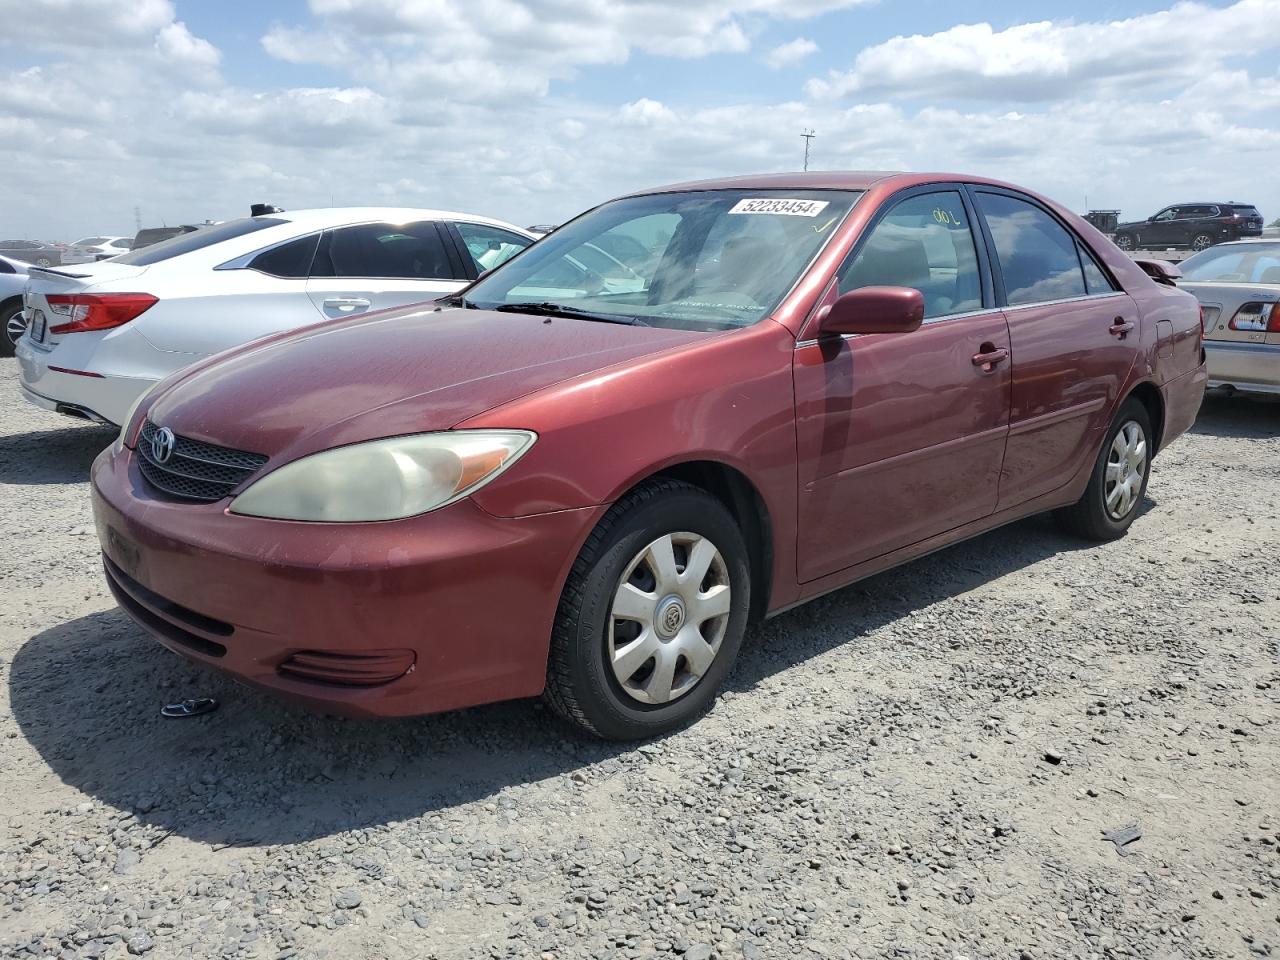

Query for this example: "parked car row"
[8,171,1213,740]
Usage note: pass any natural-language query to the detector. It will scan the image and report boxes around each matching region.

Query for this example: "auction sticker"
[729,198,829,217]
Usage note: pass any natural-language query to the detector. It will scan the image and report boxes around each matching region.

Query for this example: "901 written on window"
[838,191,983,319]
[976,193,1114,306]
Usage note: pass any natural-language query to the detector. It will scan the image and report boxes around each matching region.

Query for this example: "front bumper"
[1204,340,1280,395]
[91,446,601,718]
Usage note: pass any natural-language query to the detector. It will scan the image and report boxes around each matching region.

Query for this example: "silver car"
[1176,239,1280,395]
[1,254,29,357]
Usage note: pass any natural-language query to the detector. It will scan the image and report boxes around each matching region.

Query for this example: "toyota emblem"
[152,426,176,464]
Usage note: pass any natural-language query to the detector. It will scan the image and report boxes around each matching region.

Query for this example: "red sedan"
[91,172,1207,739]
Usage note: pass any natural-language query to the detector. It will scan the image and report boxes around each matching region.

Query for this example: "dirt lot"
[1,355,1277,960]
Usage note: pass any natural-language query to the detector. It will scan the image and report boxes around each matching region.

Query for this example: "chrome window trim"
[1002,291,1127,313]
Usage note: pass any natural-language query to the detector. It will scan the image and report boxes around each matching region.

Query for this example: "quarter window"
[837,191,983,319]
[976,193,1089,306]
[1077,243,1117,295]
[454,223,533,274]
[311,221,457,280]
[248,234,319,278]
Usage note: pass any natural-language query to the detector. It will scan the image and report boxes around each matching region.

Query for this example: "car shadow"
[8,510,1126,848]
[0,424,115,485]
[1191,391,1280,440]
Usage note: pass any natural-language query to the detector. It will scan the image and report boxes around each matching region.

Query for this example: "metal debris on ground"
[160,697,219,718]
[1101,823,1143,857]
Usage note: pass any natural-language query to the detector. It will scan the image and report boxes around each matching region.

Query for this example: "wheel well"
[1126,381,1165,455]
[640,460,773,623]
[0,295,21,313]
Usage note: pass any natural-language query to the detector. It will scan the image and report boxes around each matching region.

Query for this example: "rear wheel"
[1055,398,1152,541]
[1190,233,1214,252]
[1,299,25,357]
[545,479,751,740]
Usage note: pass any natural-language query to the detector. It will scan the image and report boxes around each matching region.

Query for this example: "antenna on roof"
[801,129,816,172]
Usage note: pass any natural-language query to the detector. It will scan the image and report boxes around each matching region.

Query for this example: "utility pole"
[801,129,816,172]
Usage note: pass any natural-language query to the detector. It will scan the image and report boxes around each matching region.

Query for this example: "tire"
[1055,398,1153,541]
[1114,234,1135,251]
[545,478,751,740]
[35,257,52,267]
[1190,233,1213,252]
[0,299,25,357]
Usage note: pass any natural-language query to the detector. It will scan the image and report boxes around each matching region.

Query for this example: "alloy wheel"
[1191,234,1212,252]
[607,531,731,705]
[1115,235,1134,251]
[1104,420,1147,520]
[5,311,27,346]
[35,258,52,267]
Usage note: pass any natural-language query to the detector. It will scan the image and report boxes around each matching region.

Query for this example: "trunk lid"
[23,262,150,349]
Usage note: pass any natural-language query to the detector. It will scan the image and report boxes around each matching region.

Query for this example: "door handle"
[971,344,1008,371]
[322,297,371,314]
[1109,317,1135,339]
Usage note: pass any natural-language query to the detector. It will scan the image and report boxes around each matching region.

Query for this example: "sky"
[1,0,1278,241]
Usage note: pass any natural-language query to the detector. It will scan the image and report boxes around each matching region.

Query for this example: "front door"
[969,188,1141,509]
[1143,207,1179,247]
[794,188,1012,582]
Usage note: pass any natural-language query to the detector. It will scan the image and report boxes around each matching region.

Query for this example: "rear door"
[970,187,1140,510]
[794,187,1011,581]
[305,220,466,319]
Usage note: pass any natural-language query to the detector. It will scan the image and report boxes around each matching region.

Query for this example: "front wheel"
[34,257,52,267]
[1,300,25,356]
[1190,233,1214,252]
[544,479,751,740]
[1055,398,1152,541]
[1113,233,1135,251]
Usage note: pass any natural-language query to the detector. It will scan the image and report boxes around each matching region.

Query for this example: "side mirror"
[818,286,925,337]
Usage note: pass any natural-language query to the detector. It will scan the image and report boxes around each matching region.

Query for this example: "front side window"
[465,190,861,331]
[312,221,457,280]
[111,238,132,249]
[1152,209,1176,222]
[114,219,284,266]
[837,191,983,319]
[977,193,1089,306]
[454,223,533,274]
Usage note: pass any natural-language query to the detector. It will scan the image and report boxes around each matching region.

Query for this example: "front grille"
[136,419,269,502]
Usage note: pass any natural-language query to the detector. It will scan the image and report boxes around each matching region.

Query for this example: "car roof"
[272,207,534,234]
[618,170,1057,198]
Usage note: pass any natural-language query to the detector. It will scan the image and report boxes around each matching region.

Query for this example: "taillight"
[46,293,157,334]
[1227,302,1280,333]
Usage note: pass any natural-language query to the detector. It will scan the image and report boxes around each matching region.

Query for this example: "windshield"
[1180,242,1280,283]
[465,189,861,331]
[115,218,284,266]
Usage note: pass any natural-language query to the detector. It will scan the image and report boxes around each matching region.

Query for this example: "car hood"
[147,304,707,461]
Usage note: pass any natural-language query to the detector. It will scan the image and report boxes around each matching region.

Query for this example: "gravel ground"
[1,355,1277,960]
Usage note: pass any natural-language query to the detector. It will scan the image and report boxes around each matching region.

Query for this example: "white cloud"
[766,38,818,69]
[0,0,1278,243]
[808,0,1280,101]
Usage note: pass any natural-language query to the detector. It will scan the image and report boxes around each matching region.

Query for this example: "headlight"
[112,383,160,456]
[228,430,536,522]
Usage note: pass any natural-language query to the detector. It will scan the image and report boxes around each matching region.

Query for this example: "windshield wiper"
[439,294,477,308]
[493,301,647,326]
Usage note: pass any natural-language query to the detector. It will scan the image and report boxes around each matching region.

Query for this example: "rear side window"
[454,223,533,274]
[976,193,1089,306]
[1232,205,1262,217]
[248,234,319,278]
[311,221,458,280]
[117,219,284,266]
[1078,243,1117,295]
[838,190,983,319]
[0,259,13,274]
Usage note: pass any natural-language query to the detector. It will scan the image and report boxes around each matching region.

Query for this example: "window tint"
[838,191,982,319]
[0,259,13,274]
[311,221,457,280]
[1232,205,1261,217]
[247,234,319,278]
[115,219,283,266]
[977,193,1088,306]
[1077,243,1116,295]
[454,223,533,274]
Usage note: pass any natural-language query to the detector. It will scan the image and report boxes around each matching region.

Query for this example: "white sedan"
[61,236,134,264]
[17,207,535,425]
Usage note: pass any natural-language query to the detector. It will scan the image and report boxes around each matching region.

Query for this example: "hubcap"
[5,313,25,346]
[607,531,731,705]
[1104,420,1147,520]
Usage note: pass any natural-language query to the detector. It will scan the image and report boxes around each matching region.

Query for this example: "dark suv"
[1113,203,1264,252]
